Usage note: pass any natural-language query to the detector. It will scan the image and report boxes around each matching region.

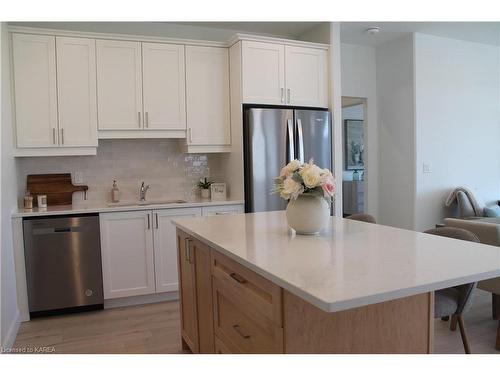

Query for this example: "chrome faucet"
[139,181,150,201]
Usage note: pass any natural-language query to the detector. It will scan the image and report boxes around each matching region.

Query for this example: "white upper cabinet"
[12,33,58,148]
[153,207,202,293]
[240,40,329,108]
[285,46,328,108]
[241,41,285,105]
[142,43,186,131]
[96,40,143,130]
[185,46,230,147]
[56,37,98,147]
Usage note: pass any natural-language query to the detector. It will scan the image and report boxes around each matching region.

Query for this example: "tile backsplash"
[16,139,226,205]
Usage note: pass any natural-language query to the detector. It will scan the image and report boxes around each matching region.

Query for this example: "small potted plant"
[273,160,335,234]
[197,177,213,199]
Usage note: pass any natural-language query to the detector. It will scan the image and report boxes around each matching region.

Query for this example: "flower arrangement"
[273,160,335,201]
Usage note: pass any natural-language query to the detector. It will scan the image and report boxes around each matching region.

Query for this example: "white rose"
[300,163,323,188]
[280,176,304,200]
[279,160,301,178]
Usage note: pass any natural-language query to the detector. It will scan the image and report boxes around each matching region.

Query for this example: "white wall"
[414,33,500,231]
[341,43,378,218]
[1,22,20,348]
[376,35,416,230]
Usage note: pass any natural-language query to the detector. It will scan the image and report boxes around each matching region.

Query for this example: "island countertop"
[173,211,500,313]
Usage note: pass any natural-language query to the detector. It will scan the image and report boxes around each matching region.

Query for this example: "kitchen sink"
[107,199,187,207]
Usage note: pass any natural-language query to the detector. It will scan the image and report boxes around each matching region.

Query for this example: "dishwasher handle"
[33,227,80,235]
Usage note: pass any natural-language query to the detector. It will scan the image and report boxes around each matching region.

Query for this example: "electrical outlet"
[422,163,432,174]
[74,171,84,184]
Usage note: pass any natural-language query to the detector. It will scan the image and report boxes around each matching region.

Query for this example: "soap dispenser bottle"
[111,180,120,203]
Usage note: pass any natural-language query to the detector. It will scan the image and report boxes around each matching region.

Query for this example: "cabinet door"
[177,230,199,352]
[100,211,155,299]
[96,40,143,130]
[12,33,58,148]
[241,41,285,105]
[153,207,201,293]
[285,46,328,107]
[56,37,98,147]
[186,46,230,145]
[142,43,186,130]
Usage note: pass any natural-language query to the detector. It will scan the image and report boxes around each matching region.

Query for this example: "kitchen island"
[173,211,500,353]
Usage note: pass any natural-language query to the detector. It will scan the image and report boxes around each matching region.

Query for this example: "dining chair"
[346,213,376,224]
[424,227,480,354]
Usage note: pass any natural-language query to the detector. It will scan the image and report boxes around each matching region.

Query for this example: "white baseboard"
[1,309,20,351]
[103,291,179,309]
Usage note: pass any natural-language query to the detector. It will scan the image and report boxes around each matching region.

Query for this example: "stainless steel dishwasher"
[23,214,103,317]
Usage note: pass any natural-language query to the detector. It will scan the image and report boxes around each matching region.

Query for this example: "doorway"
[341,97,367,217]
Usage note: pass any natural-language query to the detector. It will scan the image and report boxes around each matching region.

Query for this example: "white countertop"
[173,211,500,313]
[12,199,244,218]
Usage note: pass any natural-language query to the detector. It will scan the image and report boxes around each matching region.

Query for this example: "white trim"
[180,142,231,154]
[104,291,179,309]
[98,130,186,139]
[228,33,330,50]
[7,26,227,48]
[14,147,97,157]
[6,26,330,51]
[1,309,20,350]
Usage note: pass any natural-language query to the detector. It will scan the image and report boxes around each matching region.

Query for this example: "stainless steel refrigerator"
[244,107,332,213]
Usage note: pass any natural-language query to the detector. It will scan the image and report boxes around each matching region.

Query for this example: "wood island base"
[177,229,434,354]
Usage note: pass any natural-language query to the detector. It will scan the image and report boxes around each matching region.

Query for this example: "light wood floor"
[13,289,499,354]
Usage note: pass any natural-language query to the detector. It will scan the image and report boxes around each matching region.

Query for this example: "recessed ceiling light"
[364,27,380,35]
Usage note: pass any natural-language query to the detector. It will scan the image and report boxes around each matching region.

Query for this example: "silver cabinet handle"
[145,112,149,128]
[215,212,231,215]
[280,88,284,103]
[188,128,192,143]
[61,128,64,145]
[155,213,158,229]
[138,112,141,128]
[52,128,56,144]
[287,88,291,103]
[147,214,150,230]
[296,119,305,163]
[286,119,295,163]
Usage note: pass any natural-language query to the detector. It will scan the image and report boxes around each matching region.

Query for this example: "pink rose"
[321,177,336,197]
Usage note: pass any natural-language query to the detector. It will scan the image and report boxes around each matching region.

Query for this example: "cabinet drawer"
[211,250,282,326]
[213,278,283,354]
[201,204,244,216]
[214,335,237,354]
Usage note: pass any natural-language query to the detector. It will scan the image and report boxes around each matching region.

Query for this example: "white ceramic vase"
[201,188,211,199]
[286,194,330,235]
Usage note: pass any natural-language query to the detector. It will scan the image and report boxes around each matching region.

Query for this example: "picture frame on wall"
[344,119,364,170]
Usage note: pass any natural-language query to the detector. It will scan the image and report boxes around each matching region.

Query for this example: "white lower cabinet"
[99,211,155,299]
[100,205,242,300]
[153,207,201,293]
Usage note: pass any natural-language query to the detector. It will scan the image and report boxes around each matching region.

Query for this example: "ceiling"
[340,22,500,46]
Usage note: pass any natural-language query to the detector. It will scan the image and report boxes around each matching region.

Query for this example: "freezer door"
[244,108,294,212]
[294,109,332,170]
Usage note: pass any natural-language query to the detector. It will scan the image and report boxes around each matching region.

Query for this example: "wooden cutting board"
[27,173,88,207]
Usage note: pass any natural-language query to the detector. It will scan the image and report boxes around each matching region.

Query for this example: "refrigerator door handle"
[286,119,295,163]
[296,119,305,163]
